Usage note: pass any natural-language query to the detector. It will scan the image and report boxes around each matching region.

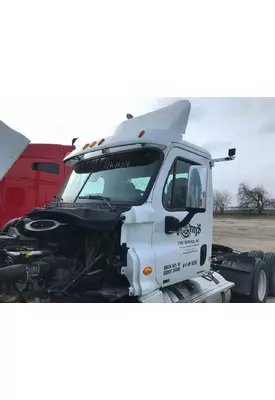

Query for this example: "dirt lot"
[213,217,275,303]
[213,217,275,253]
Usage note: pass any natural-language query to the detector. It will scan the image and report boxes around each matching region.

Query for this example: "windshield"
[60,148,163,204]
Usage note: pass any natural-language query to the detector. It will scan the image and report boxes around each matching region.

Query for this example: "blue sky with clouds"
[1,96,274,203]
[156,98,275,202]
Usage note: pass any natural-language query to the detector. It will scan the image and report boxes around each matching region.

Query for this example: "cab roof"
[64,100,211,165]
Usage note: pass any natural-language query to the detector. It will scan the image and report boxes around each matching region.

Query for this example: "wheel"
[250,259,269,303]
[263,252,275,296]
[248,250,264,260]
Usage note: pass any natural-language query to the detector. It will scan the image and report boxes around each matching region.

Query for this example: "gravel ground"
[213,217,275,303]
[213,218,275,252]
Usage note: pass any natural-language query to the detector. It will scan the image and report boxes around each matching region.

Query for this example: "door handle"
[200,245,207,266]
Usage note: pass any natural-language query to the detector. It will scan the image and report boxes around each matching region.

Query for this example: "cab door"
[151,146,212,287]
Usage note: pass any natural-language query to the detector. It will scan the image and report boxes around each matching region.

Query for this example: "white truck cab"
[0,100,269,303]
[62,100,238,303]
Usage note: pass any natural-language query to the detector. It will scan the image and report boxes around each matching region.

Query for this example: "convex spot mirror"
[186,165,207,212]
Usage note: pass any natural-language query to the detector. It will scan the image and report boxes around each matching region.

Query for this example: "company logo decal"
[179,223,201,239]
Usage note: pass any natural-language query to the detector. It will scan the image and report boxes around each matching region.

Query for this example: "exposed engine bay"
[0,206,132,303]
[0,147,164,303]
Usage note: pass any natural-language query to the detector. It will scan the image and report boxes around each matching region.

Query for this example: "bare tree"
[238,183,271,214]
[213,190,232,214]
[213,191,220,213]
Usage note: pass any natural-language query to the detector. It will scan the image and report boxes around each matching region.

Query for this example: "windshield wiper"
[78,195,114,211]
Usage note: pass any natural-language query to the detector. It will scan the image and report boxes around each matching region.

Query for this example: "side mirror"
[228,148,236,158]
[165,165,208,234]
[185,165,207,212]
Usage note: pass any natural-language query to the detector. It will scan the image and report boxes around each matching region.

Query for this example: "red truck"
[0,121,74,228]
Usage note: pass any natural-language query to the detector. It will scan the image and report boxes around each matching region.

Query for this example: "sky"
[1,2,274,206]
[1,96,275,204]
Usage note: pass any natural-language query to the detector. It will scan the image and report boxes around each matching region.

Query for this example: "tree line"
[213,183,273,214]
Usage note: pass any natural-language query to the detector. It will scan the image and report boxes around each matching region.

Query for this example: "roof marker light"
[138,130,145,138]
[83,143,89,150]
[98,138,105,145]
[90,141,97,148]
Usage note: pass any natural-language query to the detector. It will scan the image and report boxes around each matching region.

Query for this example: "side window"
[32,162,59,175]
[163,159,192,210]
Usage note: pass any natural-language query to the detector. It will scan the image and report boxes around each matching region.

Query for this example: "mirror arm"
[165,208,206,234]
[178,208,206,229]
[178,211,195,229]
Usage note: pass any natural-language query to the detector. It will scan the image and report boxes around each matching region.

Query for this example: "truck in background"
[0,121,74,228]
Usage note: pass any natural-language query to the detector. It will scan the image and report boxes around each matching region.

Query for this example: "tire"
[250,259,269,303]
[248,250,264,260]
[263,252,275,296]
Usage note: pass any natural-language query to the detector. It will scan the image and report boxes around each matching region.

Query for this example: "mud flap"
[212,254,261,296]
